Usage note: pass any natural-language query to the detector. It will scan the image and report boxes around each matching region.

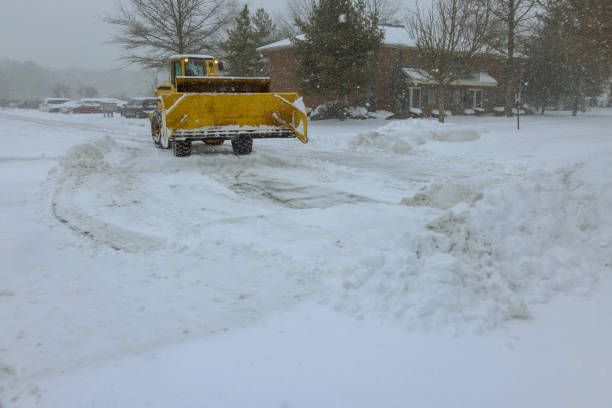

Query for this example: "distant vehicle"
[122,97,158,118]
[72,103,102,114]
[40,98,71,112]
[50,100,102,114]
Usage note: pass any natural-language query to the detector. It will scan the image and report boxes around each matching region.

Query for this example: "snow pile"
[52,136,166,253]
[57,136,117,178]
[400,183,484,210]
[348,119,481,153]
[328,158,611,330]
[345,106,371,119]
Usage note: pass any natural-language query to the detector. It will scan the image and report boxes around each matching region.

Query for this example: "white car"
[39,98,71,112]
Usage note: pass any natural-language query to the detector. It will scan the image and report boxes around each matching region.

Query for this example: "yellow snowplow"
[151,55,308,157]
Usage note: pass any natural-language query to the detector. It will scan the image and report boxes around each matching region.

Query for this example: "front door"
[467,89,483,109]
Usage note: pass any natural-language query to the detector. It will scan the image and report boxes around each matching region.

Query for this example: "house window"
[425,88,438,105]
[410,88,421,109]
[450,89,464,106]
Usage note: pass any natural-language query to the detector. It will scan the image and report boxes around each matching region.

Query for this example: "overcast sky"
[0,0,416,70]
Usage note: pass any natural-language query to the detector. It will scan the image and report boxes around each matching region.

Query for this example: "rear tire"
[231,136,253,155]
[172,141,191,157]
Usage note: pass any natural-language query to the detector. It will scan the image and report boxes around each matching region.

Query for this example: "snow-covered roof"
[402,67,432,83]
[257,35,304,51]
[42,97,71,103]
[380,25,416,47]
[80,98,126,104]
[402,68,498,87]
[257,25,416,52]
[473,72,498,86]
[168,54,215,60]
[127,96,158,101]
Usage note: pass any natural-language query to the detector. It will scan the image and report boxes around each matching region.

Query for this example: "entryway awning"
[402,68,498,87]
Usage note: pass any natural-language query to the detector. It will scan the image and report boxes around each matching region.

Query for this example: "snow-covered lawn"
[1,109,611,407]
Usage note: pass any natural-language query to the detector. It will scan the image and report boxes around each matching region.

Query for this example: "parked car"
[50,101,101,114]
[49,100,78,113]
[122,97,158,118]
[40,98,71,112]
[72,103,102,114]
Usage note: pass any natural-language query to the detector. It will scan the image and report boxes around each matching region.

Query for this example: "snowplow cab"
[151,54,308,157]
[156,55,271,95]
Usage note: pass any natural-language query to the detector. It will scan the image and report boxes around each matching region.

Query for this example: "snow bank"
[52,136,167,252]
[348,119,481,153]
[57,136,117,178]
[327,158,611,330]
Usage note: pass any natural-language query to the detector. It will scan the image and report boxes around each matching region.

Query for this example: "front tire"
[159,123,170,149]
[231,135,253,155]
[150,111,162,147]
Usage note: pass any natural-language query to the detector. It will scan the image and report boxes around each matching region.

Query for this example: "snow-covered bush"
[309,101,375,120]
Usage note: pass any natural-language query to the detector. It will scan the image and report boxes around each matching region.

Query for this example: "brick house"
[257,25,506,116]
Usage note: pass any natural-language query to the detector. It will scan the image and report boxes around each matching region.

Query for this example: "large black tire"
[150,111,162,148]
[172,140,192,157]
[231,136,253,155]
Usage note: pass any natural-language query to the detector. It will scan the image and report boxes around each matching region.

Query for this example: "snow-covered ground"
[1,109,611,407]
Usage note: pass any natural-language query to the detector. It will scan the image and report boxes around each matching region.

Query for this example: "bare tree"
[51,84,72,98]
[366,0,403,24]
[77,86,100,98]
[407,0,491,123]
[287,0,316,22]
[486,0,538,117]
[105,0,238,69]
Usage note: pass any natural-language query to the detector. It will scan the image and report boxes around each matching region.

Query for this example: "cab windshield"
[183,59,208,77]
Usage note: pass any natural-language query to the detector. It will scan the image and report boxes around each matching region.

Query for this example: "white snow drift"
[47,117,612,332]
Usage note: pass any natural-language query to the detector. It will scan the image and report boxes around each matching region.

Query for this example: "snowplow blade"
[159,93,308,143]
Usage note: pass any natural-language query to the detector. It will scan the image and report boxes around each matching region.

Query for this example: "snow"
[1,108,612,407]
[258,25,416,52]
[168,54,215,60]
[431,109,453,117]
[275,94,306,115]
[176,76,270,80]
[403,68,498,86]
[476,72,498,85]
[410,107,423,115]
[379,25,416,47]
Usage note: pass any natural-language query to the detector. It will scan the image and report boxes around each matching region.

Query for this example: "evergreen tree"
[389,50,410,115]
[221,6,277,76]
[292,0,383,116]
[522,6,567,113]
[523,1,610,115]
[221,6,259,76]
[252,8,278,45]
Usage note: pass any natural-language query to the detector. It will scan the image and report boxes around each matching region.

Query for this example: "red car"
[72,103,101,114]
